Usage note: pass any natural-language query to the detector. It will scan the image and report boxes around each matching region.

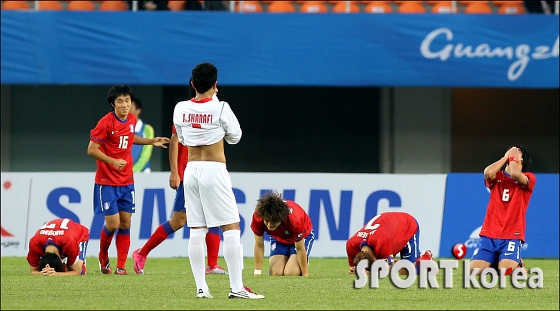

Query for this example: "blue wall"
[1,12,558,87]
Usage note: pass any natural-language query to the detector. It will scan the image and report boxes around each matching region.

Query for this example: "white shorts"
[183,161,240,228]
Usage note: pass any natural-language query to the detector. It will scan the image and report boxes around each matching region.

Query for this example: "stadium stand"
[168,1,186,11]
[464,1,492,14]
[332,1,361,12]
[2,1,542,14]
[267,1,296,12]
[496,1,526,14]
[299,1,329,13]
[364,1,393,13]
[37,1,64,10]
[99,1,128,11]
[397,1,426,13]
[2,1,30,10]
[237,1,263,12]
[67,1,96,11]
[431,1,455,13]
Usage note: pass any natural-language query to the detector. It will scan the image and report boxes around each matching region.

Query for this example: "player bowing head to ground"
[470,145,535,276]
[251,191,314,277]
[346,211,433,276]
[27,218,89,276]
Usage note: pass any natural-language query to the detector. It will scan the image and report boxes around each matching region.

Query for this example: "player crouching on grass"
[27,218,90,276]
[251,191,315,277]
[346,212,434,276]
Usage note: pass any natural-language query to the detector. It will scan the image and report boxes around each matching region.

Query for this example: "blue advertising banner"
[1,12,558,87]
[439,173,559,259]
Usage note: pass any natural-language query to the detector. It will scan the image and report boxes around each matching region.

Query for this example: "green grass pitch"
[1,257,558,310]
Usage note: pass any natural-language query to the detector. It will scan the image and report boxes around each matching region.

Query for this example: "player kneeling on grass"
[346,212,434,276]
[27,218,90,276]
[251,191,315,276]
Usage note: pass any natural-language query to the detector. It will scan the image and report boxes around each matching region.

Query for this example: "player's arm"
[87,141,126,170]
[294,239,309,277]
[59,260,84,276]
[30,265,43,275]
[253,234,265,276]
[168,133,180,190]
[507,149,529,186]
[133,135,170,148]
[483,147,512,181]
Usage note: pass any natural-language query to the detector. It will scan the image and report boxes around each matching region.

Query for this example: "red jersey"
[480,170,536,242]
[346,212,418,266]
[251,200,313,244]
[90,112,137,186]
[172,125,188,181]
[27,218,90,267]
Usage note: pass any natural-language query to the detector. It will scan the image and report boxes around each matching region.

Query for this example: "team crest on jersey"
[284,230,290,235]
[130,124,134,133]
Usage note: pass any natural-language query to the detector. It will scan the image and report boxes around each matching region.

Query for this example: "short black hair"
[189,77,196,99]
[39,252,64,272]
[191,62,217,94]
[132,96,142,110]
[107,84,133,110]
[509,145,532,172]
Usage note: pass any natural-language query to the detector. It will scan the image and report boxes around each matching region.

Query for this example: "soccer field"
[1,257,558,310]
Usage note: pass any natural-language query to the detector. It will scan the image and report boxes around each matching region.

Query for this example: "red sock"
[115,229,130,269]
[139,224,171,257]
[206,231,220,267]
[99,226,114,258]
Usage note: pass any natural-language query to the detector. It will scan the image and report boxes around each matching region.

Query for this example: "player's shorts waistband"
[186,161,226,168]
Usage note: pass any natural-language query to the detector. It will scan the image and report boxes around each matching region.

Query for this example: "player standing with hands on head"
[88,84,169,275]
[251,191,314,277]
[27,218,89,276]
[173,62,264,299]
[132,81,226,275]
[469,145,535,276]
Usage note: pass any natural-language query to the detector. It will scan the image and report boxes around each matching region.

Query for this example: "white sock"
[189,228,208,293]
[223,229,243,292]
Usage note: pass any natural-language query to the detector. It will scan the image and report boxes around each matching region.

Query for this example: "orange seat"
[99,1,128,11]
[397,1,425,13]
[38,1,64,10]
[497,2,525,14]
[267,1,296,12]
[299,1,328,12]
[431,1,454,13]
[2,1,31,10]
[364,1,392,13]
[67,1,96,11]
[237,1,263,12]
[464,1,492,14]
[332,1,361,12]
[492,1,522,5]
[168,0,186,11]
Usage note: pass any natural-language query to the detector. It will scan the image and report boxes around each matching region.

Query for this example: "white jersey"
[173,97,242,146]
